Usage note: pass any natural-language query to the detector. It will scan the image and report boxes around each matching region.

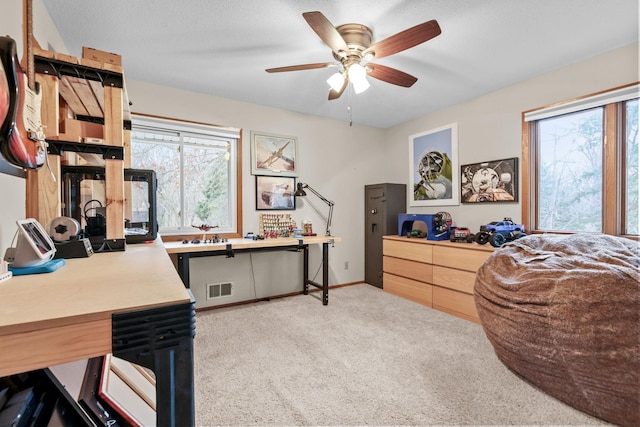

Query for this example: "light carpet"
[194,284,606,426]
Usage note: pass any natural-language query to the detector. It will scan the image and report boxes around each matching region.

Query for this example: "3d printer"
[61,166,158,249]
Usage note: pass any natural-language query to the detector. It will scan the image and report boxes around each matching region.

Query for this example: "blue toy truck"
[475,218,526,247]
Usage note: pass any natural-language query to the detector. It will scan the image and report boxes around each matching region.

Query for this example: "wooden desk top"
[0,238,190,377]
[164,235,342,254]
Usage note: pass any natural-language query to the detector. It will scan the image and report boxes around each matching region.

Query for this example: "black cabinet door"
[364,184,406,288]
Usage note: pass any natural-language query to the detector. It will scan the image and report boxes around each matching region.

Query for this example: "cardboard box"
[60,118,104,141]
[82,46,122,66]
[54,52,79,65]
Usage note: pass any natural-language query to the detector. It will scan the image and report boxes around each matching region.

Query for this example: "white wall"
[383,42,639,232]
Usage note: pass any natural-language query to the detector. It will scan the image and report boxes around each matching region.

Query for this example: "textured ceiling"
[41,0,638,128]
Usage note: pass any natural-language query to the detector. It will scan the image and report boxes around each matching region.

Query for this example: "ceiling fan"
[266,11,441,100]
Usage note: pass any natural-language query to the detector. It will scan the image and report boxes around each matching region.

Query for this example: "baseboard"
[195,281,365,312]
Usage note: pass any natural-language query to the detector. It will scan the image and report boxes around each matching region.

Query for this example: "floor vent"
[207,282,233,300]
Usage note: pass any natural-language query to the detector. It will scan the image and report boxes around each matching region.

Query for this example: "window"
[523,83,639,237]
[625,98,639,235]
[536,107,604,232]
[130,115,242,237]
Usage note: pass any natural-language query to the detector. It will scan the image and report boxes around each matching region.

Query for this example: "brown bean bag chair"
[474,234,639,426]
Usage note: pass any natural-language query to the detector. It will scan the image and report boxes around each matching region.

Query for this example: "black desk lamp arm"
[300,183,334,236]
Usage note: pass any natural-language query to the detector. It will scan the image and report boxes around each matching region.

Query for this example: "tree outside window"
[537,108,603,232]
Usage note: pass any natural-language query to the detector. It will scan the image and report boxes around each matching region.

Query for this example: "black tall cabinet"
[364,183,406,288]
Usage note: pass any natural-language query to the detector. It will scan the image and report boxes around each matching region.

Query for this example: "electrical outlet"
[344,261,349,270]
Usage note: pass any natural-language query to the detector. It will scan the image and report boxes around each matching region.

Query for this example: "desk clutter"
[259,213,297,238]
[47,216,95,258]
[258,213,317,238]
[2,219,69,277]
[398,212,453,241]
[8,259,66,276]
[182,235,228,245]
[0,261,12,283]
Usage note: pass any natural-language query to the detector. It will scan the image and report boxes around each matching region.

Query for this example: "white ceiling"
[41,0,638,128]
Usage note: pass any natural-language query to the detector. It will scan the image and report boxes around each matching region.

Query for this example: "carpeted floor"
[194,284,606,426]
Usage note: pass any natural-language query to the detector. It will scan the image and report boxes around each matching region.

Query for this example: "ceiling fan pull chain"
[347,84,353,126]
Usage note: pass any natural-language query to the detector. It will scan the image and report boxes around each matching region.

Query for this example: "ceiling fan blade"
[303,11,349,58]
[328,78,348,100]
[367,63,418,87]
[266,62,336,73]
[363,19,441,60]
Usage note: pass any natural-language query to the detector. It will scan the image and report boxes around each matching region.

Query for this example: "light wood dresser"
[382,235,495,323]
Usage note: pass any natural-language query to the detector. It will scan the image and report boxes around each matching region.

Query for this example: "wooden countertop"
[164,235,341,254]
[0,238,190,377]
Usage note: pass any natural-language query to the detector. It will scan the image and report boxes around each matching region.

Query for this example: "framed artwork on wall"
[255,175,296,210]
[409,123,459,206]
[461,157,519,203]
[251,131,297,176]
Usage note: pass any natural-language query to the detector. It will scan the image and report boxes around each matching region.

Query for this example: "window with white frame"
[130,115,241,236]
[523,83,638,236]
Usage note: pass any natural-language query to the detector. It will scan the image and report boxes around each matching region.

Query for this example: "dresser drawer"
[433,245,492,272]
[383,273,433,307]
[432,286,479,323]
[432,265,476,294]
[383,256,433,283]
[383,239,433,263]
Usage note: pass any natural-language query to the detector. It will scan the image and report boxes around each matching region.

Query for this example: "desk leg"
[177,253,191,288]
[112,299,196,427]
[303,244,309,295]
[154,339,195,427]
[322,242,329,305]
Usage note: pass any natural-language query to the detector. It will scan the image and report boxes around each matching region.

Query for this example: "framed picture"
[409,123,459,206]
[251,131,297,176]
[256,175,296,210]
[99,354,156,427]
[461,157,519,203]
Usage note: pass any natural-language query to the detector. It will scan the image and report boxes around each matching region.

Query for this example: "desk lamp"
[294,182,334,236]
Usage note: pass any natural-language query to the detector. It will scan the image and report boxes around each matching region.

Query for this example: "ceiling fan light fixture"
[327,72,345,92]
[348,63,370,94]
[352,77,370,94]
